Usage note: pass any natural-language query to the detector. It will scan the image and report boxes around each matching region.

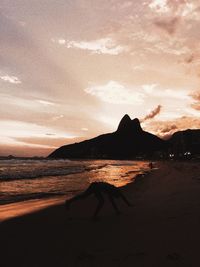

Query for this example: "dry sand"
[1,161,200,267]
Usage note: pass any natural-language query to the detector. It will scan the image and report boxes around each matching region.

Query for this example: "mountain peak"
[117,115,142,133]
[117,114,132,131]
[132,118,142,132]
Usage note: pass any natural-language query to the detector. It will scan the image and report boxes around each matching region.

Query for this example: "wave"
[0,168,86,181]
[0,160,109,181]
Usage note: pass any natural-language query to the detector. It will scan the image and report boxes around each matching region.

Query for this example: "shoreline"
[0,196,66,222]
[0,161,150,222]
[1,161,200,266]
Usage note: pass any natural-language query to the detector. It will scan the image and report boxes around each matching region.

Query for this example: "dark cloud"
[154,17,180,35]
[184,54,194,64]
[142,105,162,122]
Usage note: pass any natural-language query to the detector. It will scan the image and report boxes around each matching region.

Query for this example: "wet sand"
[1,161,200,267]
[0,197,65,222]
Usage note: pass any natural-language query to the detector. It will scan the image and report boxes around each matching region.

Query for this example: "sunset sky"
[1,0,200,156]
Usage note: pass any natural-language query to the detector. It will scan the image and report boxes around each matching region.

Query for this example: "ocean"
[0,159,150,204]
[0,159,150,220]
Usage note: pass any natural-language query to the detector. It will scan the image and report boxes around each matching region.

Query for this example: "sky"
[1,0,200,156]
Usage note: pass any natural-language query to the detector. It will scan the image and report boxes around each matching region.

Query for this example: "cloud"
[180,2,195,17]
[184,54,194,64]
[194,103,200,112]
[149,0,170,13]
[0,120,76,140]
[0,75,21,84]
[45,133,56,136]
[154,17,180,35]
[15,136,82,148]
[66,38,127,55]
[142,105,162,121]
[84,81,144,105]
[151,1,200,36]
[159,124,177,133]
[81,127,88,131]
[58,39,66,45]
[149,0,197,17]
[142,84,190,102]
[132,64,145,71]
[145,116,200,139]
[52,114,64,121]
[51,38,66,45]
[190,91,200,110]
[118,1,133,9]
[153,41,190,56]
[150,123,178,139]
[190,91,200,101]
[142,84,158,94]
[36,100,55,106]
[0,143,54,157]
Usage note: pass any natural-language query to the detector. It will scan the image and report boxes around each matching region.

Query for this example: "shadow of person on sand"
[65,182,133,220]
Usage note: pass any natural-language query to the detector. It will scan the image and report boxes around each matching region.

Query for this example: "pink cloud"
[142,105,162,122]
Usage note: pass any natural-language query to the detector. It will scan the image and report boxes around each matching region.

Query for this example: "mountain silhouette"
[48,114,167,159]
[168,129,200,158]
[117,115,142,133]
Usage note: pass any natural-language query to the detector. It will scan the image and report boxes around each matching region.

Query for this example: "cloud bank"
[85,81,144,105]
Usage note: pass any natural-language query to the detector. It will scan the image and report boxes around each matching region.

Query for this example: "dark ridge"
[48,114,167,159]
[167,129,200,158]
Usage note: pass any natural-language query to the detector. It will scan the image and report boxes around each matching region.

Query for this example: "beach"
[1,161,200,267]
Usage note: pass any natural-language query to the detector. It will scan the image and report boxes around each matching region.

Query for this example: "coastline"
[0,197,66,222]
[0,160,149,222]
[1,161,200,266]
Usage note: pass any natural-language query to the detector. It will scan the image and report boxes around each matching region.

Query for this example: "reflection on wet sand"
[0,197,65,222]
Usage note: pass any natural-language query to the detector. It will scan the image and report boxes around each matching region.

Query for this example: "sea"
[0,159,150,220]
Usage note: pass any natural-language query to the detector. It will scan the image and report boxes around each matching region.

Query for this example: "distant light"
[184,151,191,155]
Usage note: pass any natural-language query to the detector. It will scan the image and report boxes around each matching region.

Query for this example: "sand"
[1,161,200,267]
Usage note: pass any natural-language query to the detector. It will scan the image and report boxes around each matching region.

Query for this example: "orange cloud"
[145,116,200,139]
[190,91,200,110]
[142,105,162,122]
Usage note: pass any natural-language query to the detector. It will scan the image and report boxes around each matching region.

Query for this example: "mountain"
[168,129,200,158]
[48,114,167,159]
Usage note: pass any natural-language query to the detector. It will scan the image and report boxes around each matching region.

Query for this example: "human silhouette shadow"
[65,182,132,219]
[149,162,153,169]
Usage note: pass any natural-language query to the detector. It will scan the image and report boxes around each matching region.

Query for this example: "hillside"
[48,114,166,159]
